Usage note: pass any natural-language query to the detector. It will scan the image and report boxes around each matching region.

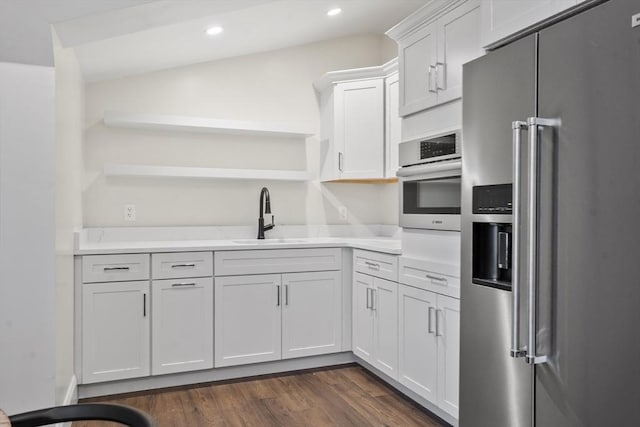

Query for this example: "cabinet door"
[398,284,438,402]
[81,281,150,383]
[214,274,281,367]
[480,0,576,48]
[334,79,384,179]
[352,272,375,362]
[437,294,461,418]
[384,72,401,178]
[398,21,438,116]
[437,0,482,104]
[151,278,213,375]
[372,278,398,380]
[281,271,342,359]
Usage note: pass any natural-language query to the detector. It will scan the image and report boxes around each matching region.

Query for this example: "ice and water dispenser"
[472,184,513,291]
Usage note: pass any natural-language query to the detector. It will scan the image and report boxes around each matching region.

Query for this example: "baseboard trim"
[63,375,78,405]
[55,375,78,427]
[78,352,355,399]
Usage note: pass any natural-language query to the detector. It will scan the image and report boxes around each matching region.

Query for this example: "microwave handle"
[396,160,462,180]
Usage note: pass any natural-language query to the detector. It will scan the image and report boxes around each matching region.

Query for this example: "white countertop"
[74,226,402,255]
[75,236,402,255]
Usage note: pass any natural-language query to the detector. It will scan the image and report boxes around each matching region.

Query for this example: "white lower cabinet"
[151,277,214,375]
[398,284,460,418]
[214,274,282,367]
[81,280,150,384]
[352,272,398,380]
[215,271,342,367]
[282,271,342,359]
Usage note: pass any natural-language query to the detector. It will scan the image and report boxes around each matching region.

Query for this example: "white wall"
[0,61,56,414]
[84,34,399,227]
[53,31,83,405]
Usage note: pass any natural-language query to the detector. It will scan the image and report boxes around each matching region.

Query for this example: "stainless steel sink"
[231,238,307,244]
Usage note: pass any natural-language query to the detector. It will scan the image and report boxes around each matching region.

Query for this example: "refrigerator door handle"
[511,120,528,358]
[525,116,559,365]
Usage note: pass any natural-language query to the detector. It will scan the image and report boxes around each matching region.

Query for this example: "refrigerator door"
[460,35,536,427]
[535,0,640,425]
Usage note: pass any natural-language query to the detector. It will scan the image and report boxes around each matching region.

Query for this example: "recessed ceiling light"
[327,8,342,17]
[206,26,223,36]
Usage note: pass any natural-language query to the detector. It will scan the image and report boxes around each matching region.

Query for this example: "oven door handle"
[396,159,462,180]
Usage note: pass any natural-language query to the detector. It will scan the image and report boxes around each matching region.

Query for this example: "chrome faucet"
[257,187,275,239]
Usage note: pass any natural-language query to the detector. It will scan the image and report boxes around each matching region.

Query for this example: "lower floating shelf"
[104,164,313,182]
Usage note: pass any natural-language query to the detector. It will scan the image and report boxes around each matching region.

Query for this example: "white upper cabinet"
[480,0,579,48]
[385,71,402,178]
[387,0,483,117]
[334,79,385,180]
[437,0,483,104]
[315,59,400,182]
[400,20,438,114]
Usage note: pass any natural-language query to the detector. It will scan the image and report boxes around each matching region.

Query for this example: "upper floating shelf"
[103,111,315,139]
[104,163,313,182]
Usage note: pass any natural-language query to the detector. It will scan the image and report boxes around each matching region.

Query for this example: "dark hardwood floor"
[76,365,445,426]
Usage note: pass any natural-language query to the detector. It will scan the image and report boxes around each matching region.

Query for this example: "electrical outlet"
[339,206,348,221]
[124,204,136,221]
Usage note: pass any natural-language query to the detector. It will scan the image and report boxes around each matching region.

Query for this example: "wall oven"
[397,131,462,231]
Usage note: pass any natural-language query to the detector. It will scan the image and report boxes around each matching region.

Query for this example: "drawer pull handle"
[103,266,130,271]
[365,261,380,270]
[171,263,196,268]
[172,282,196,287]
[426,274,447,282]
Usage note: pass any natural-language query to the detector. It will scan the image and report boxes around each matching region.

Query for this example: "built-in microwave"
[397,131,462,231]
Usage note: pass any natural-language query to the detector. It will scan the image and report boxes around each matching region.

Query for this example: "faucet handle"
[265,214,275,231]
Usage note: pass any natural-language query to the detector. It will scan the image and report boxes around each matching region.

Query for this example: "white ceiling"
[51,0,428,82]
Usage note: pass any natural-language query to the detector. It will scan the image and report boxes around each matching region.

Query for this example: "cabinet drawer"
[353,249,398,282]
[152,252,213,279]
[214,248,341,276]
[82,254,150,283]
[398,256,460,298]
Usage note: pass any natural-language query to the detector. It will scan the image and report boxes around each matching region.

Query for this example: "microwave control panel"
[420,135,457,159]
[473,184,512,214]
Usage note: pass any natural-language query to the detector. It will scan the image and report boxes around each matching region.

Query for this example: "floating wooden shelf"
[104,164,313,182]
[103,111,314,139]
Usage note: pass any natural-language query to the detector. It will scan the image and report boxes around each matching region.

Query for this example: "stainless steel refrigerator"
[460,1,640,426]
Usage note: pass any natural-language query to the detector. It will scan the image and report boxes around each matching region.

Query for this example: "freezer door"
[460,35,536,427]
[536,0,640,425]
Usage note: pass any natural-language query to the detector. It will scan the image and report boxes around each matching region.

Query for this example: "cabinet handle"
[143,293,147,317]
[172,282,196,287]
[338,151,344,172]
[371,288,376,311]
[435,309,442,337]
[277,285,281,306]
[365,261,380,271]
[285,284,289,306]
[171,263,196,268]
[428,65,437,93]
[436,62,446,90]
[366,287,371,309]
[428,306,435,334]
[426,274,447,283]
[103,266,130,271]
